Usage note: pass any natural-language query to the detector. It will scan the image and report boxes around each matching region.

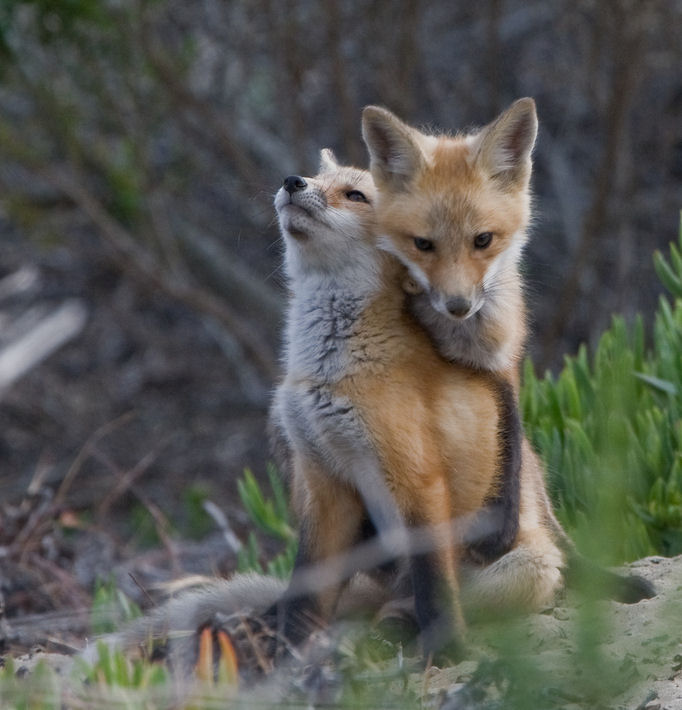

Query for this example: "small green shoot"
[236,464,297,578]
[91,577,141,635]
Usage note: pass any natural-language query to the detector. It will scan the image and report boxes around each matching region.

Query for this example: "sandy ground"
[6,555,682,709]
[426,555,682,709]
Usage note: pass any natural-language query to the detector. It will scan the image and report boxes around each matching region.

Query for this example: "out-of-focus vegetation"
[235,466,297,578]
[523,215,682,562]
[1,422,679,709]
[1,0,680,368]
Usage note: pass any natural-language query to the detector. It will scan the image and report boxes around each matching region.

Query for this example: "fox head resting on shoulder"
[361,99,537,375]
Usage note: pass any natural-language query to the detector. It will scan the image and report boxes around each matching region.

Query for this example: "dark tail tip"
[609,573,656,604]
[565,552,656,604]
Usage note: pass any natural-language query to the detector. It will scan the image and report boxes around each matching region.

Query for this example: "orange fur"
[284,260,505,647]
[362,100,537,385]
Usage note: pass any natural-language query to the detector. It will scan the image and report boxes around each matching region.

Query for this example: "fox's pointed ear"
[319,148,339,173]
[362,106,424,190]
[473,98,537,190]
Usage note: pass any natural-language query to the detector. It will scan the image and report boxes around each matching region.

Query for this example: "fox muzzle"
[445,296,472,318]
[283,175,308,194]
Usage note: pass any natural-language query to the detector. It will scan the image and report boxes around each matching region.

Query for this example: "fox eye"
[346,190,368,203]
[474,232,493,249]
[413,237,434,252]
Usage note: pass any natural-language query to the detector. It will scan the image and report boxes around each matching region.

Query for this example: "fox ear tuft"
[362,106,423,190]
[473,97,538,189]
[319,148,339,173]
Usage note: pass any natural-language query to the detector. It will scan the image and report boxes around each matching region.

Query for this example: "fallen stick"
[0,298,88,396]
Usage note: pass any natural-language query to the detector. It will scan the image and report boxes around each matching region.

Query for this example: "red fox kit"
[361,99,655,604]
[360,100,538,568]
[269,149,563,659]
[361,98,536,384]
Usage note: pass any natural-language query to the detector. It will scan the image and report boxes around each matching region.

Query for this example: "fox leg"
[281,388,408,557]
[401,476,466,661]
[465,379,522,564]
[377,532,563,642]
[460,443,564,616]
[460,529,564,617]
[276,456,366,645]
[377,528,563,636]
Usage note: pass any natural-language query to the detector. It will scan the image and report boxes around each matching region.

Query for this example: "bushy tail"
[561,544,656,603]
[543,502,656,603]
[82,573,287,674]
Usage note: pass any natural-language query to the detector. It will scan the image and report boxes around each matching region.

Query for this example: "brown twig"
[130,486,181,578]
[538,2,650,366]
[11,497,55,560]
[137,14,260,190]
[323,0,363,165]
[236,613,275,675]
[128,572,156,609]
[55,412,137,508]
[97,447,162,519]
[27,553,92,610]
[86,447,178,570]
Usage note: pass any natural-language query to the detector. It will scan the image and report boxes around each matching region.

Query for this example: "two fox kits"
[270,148,563,658]
[95,100,653,672]
[273,99,652,657]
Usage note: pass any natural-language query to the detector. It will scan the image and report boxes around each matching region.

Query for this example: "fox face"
[362,99,537,321]
[275,149,378,283]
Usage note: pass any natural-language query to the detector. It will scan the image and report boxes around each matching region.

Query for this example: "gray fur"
[282,279,368,382]
[274,173,408,553]
[82,573,287,673]
[274,275,407,549]
[409,291,511,372]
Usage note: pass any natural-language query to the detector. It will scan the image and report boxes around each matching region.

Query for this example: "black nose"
[283,175,307,194]
[446,297,471,318]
